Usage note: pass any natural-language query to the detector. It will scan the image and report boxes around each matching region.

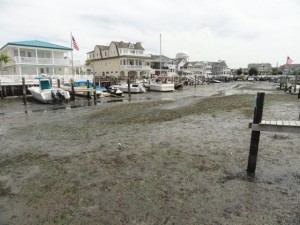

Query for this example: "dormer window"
[129,43,134,48]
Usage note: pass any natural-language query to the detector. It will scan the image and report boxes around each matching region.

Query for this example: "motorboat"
[110,82,146,93]
[28,78,70,103]
[61,80,107,97]
[149,76,174,92]
[106,86,124,97]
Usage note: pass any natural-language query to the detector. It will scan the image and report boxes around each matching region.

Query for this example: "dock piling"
[57,79,61,88]
[70,79,75,101]
[247,92,265,174]
[93,77,97,102]
[87,80,90,99]
[22,77,27,105]
[0,80,3,100]
[127,77,131,99]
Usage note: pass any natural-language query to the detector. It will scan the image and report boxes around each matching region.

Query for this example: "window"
[129,44,134,48]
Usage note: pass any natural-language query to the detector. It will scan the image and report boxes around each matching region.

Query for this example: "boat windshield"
[40,80,51,90]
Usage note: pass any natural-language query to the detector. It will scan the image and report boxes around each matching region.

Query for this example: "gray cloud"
[0,0,299,67]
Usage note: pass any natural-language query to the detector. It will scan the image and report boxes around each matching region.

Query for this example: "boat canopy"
[40,80,51,90]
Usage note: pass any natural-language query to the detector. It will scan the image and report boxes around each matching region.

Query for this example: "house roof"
[112,41,145,50]
[0,40,72,51]
[150,54,173,61]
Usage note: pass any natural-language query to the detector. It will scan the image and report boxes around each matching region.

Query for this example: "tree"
[272,68,278,75]
[85,59,91,66]
[236,68,243,75]
[248,67,258,76]
[0,53,10,75]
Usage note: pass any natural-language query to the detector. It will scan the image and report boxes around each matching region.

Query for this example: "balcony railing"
[119,53,151,57]
[120,65,151,70]
[12,56,73,66]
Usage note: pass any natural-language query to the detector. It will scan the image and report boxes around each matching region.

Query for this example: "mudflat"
[0,82,299,224]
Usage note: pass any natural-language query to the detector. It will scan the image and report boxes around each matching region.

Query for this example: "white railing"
[11,57,76,66]
[0,74,94,83]
[120,65,151,70]
[120,52,151,57]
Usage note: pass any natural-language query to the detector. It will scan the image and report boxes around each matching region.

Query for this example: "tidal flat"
[0,82,299,225]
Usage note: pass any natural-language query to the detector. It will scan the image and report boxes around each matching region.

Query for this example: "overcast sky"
[0,0,299,68]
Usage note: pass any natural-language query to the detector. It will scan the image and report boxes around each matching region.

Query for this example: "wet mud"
[0,82,299,224]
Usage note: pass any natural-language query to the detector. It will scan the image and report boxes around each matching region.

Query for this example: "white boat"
[28,79,70,103]
[106,86,124,97]
[149,76,175,92]
[61,80,107,98]
[111,82,146,93]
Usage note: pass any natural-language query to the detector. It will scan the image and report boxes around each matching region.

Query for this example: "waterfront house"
[87,41,152,80]
[149,54,177,77]
[248,63,272,75]
[180,61,213,77]
[0,40,78,76]
[211,60,231,76]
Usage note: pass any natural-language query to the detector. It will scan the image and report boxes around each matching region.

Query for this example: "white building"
[0,40,79,75]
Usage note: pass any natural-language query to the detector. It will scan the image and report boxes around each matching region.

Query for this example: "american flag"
[72,35,79,51]
[286,56,293,65]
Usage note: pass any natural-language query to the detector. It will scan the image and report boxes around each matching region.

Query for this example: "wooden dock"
[247,92,300,174]
[251,120,300,134]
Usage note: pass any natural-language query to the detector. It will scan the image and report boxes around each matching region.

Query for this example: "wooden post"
[57,79,61,88]
[70,79,75,101]
[22,77,27,105]
[194,75,196,87]
[298,86,300,99]
[0,80,3,100]
[3,85,7,97]
[93,77,97,101]
[11,86,15,96]
[127,76,131,98]
[247,92,265,173]
[87,80,90,99]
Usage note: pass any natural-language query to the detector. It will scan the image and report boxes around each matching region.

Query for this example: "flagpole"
[71,32,74,79]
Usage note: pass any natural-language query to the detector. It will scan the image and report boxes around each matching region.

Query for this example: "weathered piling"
[57,79,61,88]
[194,75,196,88]
[247,92,265,173]
[87,80,90,99]
[70,79,75,101]
[22,77,27,105]
[93,77,97,101]
[127,77,131,98]
[0,80,3,100]
[10,86,15,96]
[298,87,300,99]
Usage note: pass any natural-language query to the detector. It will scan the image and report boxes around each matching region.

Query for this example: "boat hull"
[149,83,174,92]
[28,87,70,103]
